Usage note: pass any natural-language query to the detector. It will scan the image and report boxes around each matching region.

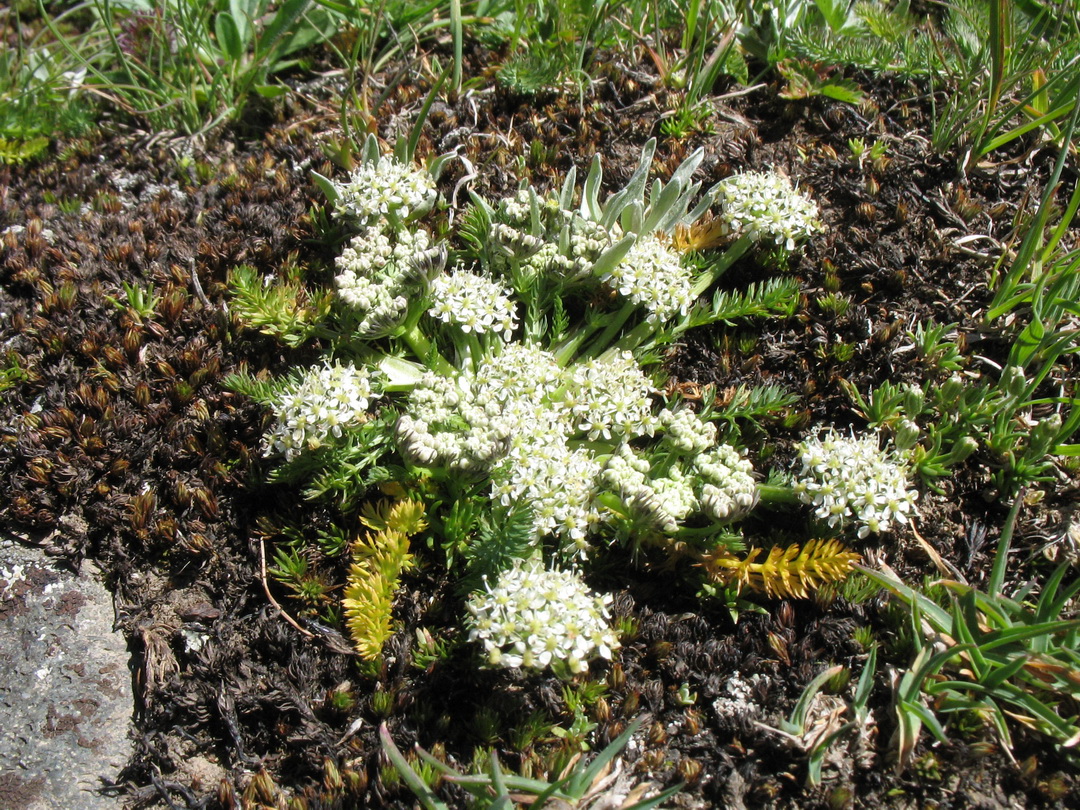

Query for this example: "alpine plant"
[231,135,885,674]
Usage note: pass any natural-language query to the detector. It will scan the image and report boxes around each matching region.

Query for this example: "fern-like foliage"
[689,277,801,328]
[221,368,282,405]
[712,383,800,433]
[0,136,50,165]
[458,504,537,595]
[228,264,332,347]
[342,499,427,659]
[698,538,860,599]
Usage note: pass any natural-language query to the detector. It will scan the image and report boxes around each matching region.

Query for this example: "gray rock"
[1,539,130,810]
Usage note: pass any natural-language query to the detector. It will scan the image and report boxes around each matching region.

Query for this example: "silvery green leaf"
[686,181,721,223]
[560,165,577,210]
[311,171,338,203]
[558,221,572,255]
[427,150,455,182]
[589,234,636,279]
[669,146,705,189]
[377,355,426,391]
[361,133,380,165]
[648,180,703,234]
[620,200,643,234]
[581,154,603,221]
[529,188,543,236]
[642,178,684,234]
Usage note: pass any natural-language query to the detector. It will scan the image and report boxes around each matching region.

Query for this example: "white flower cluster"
[466,562,620,674]
[793,428,918,538]
[395,371,512,473]
[265,363,378,461]
[332,157,437,226]
[335,227,443,336]
[496,211,615,285]
[715,171,823,250]
[428,270,518,341]
[473,342,563,412]
[599,234,694,323]
[493,440,602,556]
[565,351,658,441]
[601,438,756,532]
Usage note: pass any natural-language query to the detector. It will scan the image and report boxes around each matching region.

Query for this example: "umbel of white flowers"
[465,561,620,676]
[714,171,824,250]
[793,428,918,538]
[331,157,437,226]
[264,362,379,461]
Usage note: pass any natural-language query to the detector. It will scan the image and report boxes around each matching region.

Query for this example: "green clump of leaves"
[228,264,333,347]
[0,135,50,164]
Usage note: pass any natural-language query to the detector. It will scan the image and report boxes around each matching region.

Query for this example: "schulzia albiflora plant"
[228,136,907,675]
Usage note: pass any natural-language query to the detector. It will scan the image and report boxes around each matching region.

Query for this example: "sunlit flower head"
[793,428,917,538]
[466,562,619,676]
[265,362,378,461]
[715,170,823,250]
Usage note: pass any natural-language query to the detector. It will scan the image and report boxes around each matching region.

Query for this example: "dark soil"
[1,51,1078,809]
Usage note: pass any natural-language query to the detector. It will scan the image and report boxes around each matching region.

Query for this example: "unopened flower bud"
[1028,413,1063,458]
[944,436,979,465]
[939,375,965,406]
[1001,365,1028,399]
[902,385,925,416]
[894,419,922,451]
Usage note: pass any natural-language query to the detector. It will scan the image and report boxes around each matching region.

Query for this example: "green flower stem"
[689,234,754,299]
[400,324,453,376]
[589,301,639,358]
[755,483,801,505]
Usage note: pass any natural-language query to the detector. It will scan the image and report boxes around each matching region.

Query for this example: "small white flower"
[566,351,658,441]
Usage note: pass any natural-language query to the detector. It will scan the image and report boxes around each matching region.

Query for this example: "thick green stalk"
[755,483,801,506]
[400,324,453,376]
[690,234,754,298]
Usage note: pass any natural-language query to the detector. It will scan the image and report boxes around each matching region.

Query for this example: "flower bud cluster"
[600,445,693,533]
[395,371,511,473]
[715,171,823,250]
[265,362,378,461]
[660,408,718,455]
[793,428,918,538]
[335,227,444,336]
[600,440,756,532]
[332,157,437,226]
[428,269,518,341]
[465,562,619,675]
[695,445,757,522]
